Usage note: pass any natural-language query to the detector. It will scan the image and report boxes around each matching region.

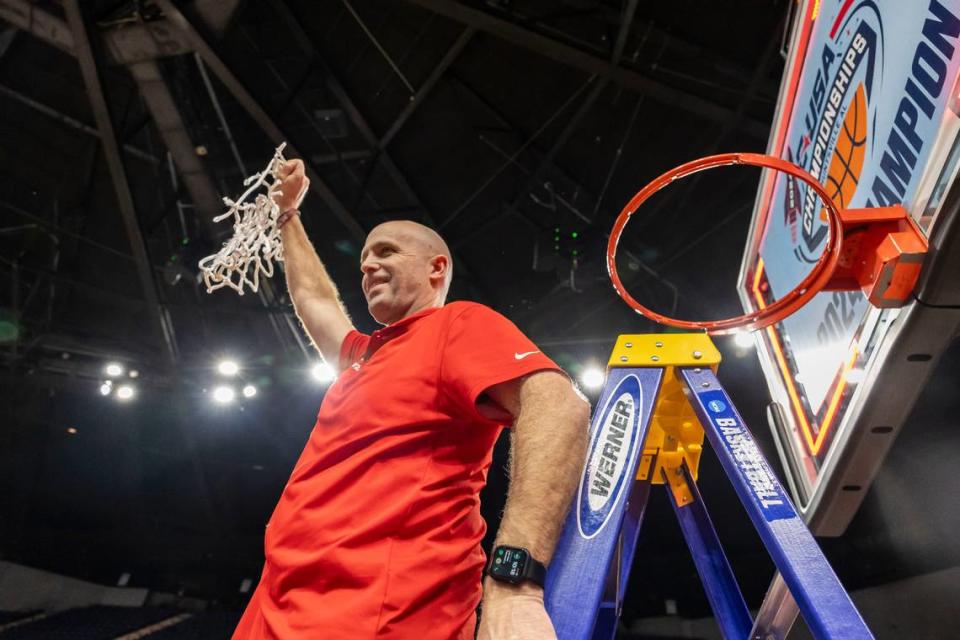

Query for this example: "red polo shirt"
[233,301,561,639]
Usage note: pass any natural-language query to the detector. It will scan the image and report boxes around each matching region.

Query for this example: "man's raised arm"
[275,159,355,365]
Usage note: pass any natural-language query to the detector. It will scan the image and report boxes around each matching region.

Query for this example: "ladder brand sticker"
[577,374,643,539]
[700,390,793,521]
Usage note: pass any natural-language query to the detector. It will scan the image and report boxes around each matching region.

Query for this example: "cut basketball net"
[199,143,293,295]
[607,152,926,334]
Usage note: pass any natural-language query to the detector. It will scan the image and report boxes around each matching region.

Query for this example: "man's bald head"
[371,221,451,264]
[359,221,454,324]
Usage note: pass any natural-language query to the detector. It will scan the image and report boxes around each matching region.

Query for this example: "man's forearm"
[494,391,589,564]
[280,216,344,307]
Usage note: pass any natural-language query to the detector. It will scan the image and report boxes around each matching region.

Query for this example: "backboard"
[738,0,960,534]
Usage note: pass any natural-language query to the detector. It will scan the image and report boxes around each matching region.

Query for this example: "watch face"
[491,546,528,582]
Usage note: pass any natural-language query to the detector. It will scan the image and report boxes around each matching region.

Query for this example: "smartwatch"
[485,545,547,588]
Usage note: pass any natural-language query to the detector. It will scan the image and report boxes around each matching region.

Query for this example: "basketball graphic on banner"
[826,83,868,209]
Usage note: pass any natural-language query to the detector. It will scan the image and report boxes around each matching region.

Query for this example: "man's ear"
[429,254,449,283]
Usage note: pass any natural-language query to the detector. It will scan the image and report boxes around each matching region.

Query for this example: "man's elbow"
[568,392,590,426]
[560,388,591,446]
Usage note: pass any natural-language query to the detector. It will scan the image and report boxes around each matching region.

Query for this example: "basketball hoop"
[607,153,843,335]
[198,144,290,295]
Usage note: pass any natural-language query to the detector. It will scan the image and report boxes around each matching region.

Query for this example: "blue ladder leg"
[593,479,653,640]
[663,463,753,639]
[679,367,873,640]
[546,367,664,639]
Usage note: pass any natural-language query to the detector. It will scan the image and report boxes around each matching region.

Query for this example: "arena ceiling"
[1,0,958,626]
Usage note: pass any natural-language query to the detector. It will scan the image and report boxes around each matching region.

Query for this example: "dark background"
[1,0,958,626]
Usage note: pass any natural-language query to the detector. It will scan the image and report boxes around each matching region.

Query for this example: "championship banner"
[740,0,960,483]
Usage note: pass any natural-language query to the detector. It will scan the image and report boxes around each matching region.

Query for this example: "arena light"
[116,385,135,401]
[217,359,240,376]
[311,362,336,384]
[580,366,605,390]
[212,385,236,404]
[104,362,124,377]
[242,384,257,398]
[733,331,755,349]
[99,381,113,396]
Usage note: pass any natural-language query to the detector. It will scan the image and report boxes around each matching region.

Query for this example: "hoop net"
[198,143,289,295]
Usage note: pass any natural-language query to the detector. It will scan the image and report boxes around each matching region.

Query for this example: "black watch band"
[485,545,547,588]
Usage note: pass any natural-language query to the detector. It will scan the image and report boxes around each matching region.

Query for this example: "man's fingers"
[287,158,304,175]
[296,177,310,208]
[277,158,304,179]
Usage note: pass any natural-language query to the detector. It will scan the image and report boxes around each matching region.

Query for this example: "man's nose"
[360,257,378,275]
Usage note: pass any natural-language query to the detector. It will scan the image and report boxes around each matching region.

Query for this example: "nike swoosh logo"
[514,351,540,360]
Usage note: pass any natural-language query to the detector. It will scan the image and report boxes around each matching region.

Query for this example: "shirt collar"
[371,306,441,339]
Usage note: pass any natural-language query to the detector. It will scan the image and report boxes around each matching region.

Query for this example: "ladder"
[545,334,872,639]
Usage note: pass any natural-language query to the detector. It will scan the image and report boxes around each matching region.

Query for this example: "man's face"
[360,224,437,325]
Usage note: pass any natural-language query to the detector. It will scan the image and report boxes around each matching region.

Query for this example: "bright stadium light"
[217,359,240,376]
[212,385,236,404]
[99,381,113,396]
[311,362,336,384]
[580,367,605,390]
[733,331,755,349]
[105,362,124,377]
[242,384,257,398]
[116,385,135,401]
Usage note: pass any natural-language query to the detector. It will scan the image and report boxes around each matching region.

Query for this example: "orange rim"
[606,152,843,335]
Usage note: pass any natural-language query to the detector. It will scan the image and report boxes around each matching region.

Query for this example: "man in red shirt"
[232,160,589,639]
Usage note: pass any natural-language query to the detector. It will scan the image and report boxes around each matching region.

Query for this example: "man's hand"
[273,158,310,212]
[478,580,557,640]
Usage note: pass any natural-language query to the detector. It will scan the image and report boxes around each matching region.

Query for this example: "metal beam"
[266,0,489,296]
[0,0,72,53]
[400,0,769,139]
[127,61,223,224]
[266,0,438,221]
[0,23,16,57]
[63,0,178,364]
[193,0,243,37]
[0,82,158,164]
[378,27,475,149]
[153,0,367,242]
[503,0,638,225]
[266,0,442,224]
[632,27,784,250]
[0,0,192,64]
[311,149,373,165]
[6,0,302,360]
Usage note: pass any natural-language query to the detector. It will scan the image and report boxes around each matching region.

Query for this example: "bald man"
[232,160,589,640]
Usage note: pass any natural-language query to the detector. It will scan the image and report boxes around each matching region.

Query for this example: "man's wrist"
[482,575,544,601]
[277,208,301,229]
[485,543,548,593]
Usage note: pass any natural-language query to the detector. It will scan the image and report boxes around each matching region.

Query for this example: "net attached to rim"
[198,143,290,295]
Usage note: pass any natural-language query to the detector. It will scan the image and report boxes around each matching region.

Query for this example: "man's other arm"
[275,159,355,364]
[477,370,590,638]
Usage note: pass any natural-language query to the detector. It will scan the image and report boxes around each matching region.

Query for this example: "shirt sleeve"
[440,303,564,421]
[338,330,370,371]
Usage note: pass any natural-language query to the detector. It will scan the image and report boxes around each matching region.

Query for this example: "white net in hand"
[198,143,290,295]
